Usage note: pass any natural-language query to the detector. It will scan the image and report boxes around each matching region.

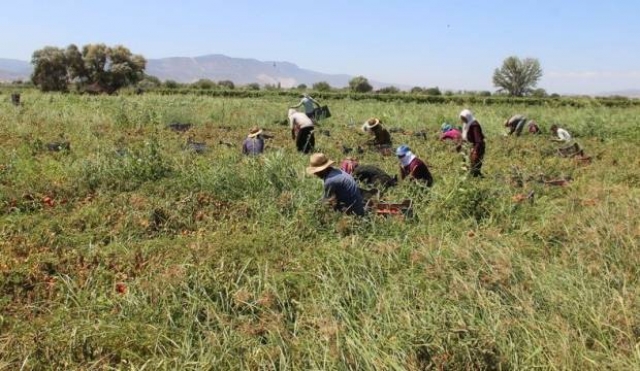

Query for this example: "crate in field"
[367,199,414,218]
[558,143,583,158]
[313,105,331,120]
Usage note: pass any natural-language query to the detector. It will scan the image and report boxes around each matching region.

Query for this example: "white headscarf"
[399,151,416,167]
[459,109,476,141]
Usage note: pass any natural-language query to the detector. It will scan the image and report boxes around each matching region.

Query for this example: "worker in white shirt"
[550,124,572,142]
[288,109,315,153]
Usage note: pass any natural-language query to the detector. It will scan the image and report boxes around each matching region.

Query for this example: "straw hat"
[362,118,381,131]
[248,126,263,138]
[306,153,335,175]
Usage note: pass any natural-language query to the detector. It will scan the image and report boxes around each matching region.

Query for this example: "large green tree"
[492,56,543,96]
[31,43,146,93]
[31,47,70,92]
[312,81,332,92]
[349,76,373,93]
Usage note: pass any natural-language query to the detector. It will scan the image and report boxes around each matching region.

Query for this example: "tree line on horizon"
[28,44,545,97]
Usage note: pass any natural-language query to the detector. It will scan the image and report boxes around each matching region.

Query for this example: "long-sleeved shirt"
[400,157,433,187]
[440,128,462,141]
[289,112,314,130]
[370,128,392,146]
[506,115,527,136]
[466,122,485,154]
[242,137,264,155]
[293,97,318,114]
[323,168,365,216]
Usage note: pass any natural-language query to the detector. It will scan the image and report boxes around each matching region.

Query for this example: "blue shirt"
[242,137,264,155]
[323,168,365,216]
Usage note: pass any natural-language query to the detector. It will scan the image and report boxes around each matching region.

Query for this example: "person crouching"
[307,153,365,216]
[395,145,433,187]
[362,118,392,148]
[242,126,265,156]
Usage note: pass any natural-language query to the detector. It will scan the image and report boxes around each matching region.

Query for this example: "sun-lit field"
[1,92,639,370]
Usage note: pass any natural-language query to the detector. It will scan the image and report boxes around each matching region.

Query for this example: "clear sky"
[1,0,639,94]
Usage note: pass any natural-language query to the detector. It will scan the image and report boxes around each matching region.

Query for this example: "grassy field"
[1,92,639,370]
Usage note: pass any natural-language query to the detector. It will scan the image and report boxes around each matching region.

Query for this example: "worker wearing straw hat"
[306,153,365,216]
[242,126,265,156]
[362,118,392,148]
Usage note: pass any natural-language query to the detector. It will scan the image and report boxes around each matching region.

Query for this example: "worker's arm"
[289,100,303,109]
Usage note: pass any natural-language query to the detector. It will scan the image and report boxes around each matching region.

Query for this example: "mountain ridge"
[0,55,395,89]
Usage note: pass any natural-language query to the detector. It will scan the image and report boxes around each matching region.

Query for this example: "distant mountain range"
[0,54,396,89]
[0,58,32,81]
[598,89,640,98]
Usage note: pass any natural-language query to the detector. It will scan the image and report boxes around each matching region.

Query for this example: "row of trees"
[29,44,544,97]
[31,44,146,93]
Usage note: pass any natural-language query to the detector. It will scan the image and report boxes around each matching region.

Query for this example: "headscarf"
[441,123,452,133]
[459,109,476,141]
[340,158,359,174]
[400,151,416,167]
[396,145,415,167]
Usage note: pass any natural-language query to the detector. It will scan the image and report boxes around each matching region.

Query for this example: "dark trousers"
[470,143,485,177]
[296,126,315,154]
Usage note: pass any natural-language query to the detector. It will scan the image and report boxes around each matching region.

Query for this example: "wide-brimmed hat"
[248,126,263,138]
[362,118,381,131]
[306,153,335,175]
[396,145,411,157]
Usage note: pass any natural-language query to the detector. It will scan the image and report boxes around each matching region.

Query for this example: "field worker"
[504,114,530,136]
[460,109,486,178]
[362,118,392,147]
[288,108,315,153]
[340,157,397,190]
[306,153,365,216]
[440,123,462,141]
[550,124,572,142]
[396,145,434,187]
[290,93,321,120]
[242,126,265,156]
[528,121,541,134]
[340,157,359,174]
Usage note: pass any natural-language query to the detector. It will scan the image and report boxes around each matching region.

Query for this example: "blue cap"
[396,145,410,157]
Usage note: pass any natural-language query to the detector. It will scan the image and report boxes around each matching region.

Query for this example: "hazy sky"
[1,0,639,94]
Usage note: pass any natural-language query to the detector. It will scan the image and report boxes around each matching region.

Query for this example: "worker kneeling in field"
[307,153,365,216]
[242,126,265,156]
[396,145,433,187]
[340,157,398,190]
[550,124,584,157]
[288,109,315,154]
[504,114,540,136]
[362,118,393,149]
[440,123,462,141]
[460,109,486,178]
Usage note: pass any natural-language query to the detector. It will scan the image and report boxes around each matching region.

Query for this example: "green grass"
[1,92,639,370]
